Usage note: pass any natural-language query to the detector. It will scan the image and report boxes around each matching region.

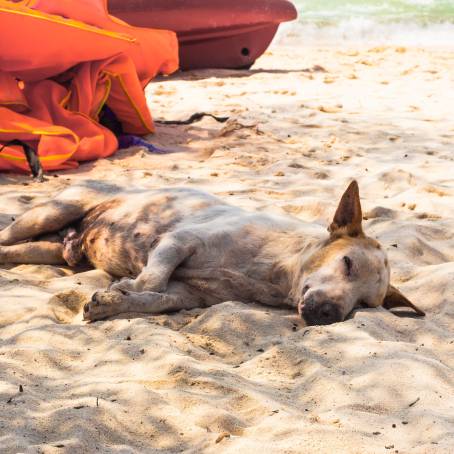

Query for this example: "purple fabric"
[118,135,174,154]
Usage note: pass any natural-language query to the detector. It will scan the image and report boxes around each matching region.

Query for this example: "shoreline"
[275,20,454,49]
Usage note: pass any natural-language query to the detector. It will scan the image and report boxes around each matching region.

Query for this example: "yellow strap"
[0,126,80,162]
[0,127,79,142]
[95,77,112,118]
[103,70,154,133]
[0,150,73,162]
[0,3,136,42]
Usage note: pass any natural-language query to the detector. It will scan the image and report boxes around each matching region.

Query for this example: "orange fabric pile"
[0,0,178,172]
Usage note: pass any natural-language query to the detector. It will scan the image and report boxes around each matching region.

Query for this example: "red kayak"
[108,0,297,70]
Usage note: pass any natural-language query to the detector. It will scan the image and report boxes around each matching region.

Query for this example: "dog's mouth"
[297,299,304,316]
[296,285,311,315]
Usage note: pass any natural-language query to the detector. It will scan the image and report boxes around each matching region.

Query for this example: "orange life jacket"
[0,0,178,172]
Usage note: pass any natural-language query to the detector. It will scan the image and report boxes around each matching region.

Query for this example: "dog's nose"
[301,299,342,326]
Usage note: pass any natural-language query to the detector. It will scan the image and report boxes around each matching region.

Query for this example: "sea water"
[277,0,454,47]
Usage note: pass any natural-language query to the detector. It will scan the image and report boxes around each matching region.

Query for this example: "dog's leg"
[0,181,118,246]
[84,281,203,321]
[0,242,65,265]
[109,231,199,294]
[0,200,86,246]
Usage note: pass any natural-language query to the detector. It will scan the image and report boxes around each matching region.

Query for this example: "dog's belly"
[82,227,151,277]
[79,196,179,277]
[78,189,222,277]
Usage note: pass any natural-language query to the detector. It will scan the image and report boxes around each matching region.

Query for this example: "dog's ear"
[383,285,425,316]
[329,180,364,237]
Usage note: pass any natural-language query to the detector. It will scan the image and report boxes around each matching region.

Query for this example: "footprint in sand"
[313,171,330,180]
[196,410,246,437]
[17,195,35,204]
[48,289,89,324]
[363,206,397,220]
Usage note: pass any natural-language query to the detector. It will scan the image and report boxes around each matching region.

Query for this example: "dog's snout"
[301,298,342,326]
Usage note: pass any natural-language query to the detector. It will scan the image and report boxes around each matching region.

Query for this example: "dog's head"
[296,181,425,326]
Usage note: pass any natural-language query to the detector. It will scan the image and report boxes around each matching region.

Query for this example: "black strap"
[0,139,44,181]
[155,112,229,125]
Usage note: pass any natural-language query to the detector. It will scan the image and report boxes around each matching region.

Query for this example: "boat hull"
[108,0,297,69]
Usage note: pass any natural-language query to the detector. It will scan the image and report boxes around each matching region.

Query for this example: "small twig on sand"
[408,397,420,407]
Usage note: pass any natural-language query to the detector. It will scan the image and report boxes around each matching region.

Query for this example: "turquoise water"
[278,0,454,46]
[293,0,454,25]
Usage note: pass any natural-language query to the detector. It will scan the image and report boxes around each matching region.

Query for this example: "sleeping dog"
[0,180,424,324]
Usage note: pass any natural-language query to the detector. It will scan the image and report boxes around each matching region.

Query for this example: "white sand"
[0,45,453,453]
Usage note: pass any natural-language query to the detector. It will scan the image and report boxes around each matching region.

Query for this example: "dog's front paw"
[109,277,136,293]
[83,291,125,322]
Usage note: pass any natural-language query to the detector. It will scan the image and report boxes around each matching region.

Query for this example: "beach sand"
[0,45,453,453]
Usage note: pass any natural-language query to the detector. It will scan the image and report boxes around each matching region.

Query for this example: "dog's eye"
[343,256,353,276]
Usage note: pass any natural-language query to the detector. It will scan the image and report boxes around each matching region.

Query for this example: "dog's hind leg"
[84,281,203,321]
[0,241,65,265]
[0,182,118,246]
[0,200,85,246]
